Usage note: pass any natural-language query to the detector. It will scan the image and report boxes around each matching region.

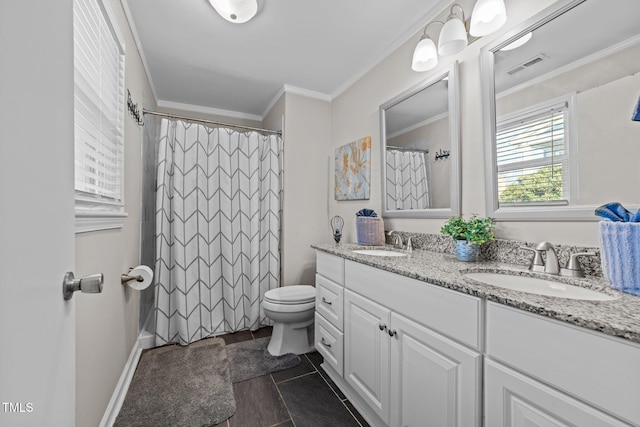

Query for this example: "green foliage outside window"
[499,165,563,203]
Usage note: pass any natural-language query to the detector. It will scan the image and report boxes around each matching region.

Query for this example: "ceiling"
[494,0,640,93]
[123,0,447,120]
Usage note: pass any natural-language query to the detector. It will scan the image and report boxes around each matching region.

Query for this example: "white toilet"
[262,285,316,356]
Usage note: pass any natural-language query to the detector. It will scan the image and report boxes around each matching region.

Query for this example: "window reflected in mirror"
[482,0,640,220]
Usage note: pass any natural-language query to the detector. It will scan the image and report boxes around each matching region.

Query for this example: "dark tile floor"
[215,327,369,427]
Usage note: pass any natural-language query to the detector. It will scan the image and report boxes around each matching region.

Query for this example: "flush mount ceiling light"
[438,4,467,56]
[500,32,532,51]
[469,0,507,37]
[411,21,443,72]
[208,0,260,24]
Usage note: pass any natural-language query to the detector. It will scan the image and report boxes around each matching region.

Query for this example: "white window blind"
[73,0,124,205]
[496,101,569,206]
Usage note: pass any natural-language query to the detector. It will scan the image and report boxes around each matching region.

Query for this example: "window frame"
[495,95,575,208]
[73,0,127,233]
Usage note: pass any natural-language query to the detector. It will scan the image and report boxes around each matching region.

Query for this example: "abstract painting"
[335,136,371,200]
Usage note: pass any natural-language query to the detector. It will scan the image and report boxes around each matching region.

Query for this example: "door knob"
[63,272,104,300]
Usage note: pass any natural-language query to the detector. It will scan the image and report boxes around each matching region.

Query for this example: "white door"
[344,289,391,424]
[390,312,482,427]
[0,1,76,426]
[485,360,629,427]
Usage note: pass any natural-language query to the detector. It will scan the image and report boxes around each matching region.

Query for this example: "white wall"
[281,92,333,285]
[74,1,155,426]
[330,0,607,247]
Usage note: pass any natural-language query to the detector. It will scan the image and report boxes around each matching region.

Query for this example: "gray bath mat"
[226,337,301,383]
[114,337,235,427]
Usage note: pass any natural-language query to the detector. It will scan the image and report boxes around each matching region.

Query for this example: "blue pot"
[455,240,479,262]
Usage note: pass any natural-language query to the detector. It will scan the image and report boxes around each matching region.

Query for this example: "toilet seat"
[264,285,315,305]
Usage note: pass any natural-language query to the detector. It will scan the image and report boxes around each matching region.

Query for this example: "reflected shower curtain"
[385,149,430,210]
[154,118,282,346]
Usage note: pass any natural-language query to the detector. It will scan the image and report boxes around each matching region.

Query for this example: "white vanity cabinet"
[314,251,345,375]
[343,260,483,427]
[485,302,640,427]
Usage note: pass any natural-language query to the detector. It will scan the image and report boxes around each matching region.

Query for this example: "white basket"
[356,217,385,246]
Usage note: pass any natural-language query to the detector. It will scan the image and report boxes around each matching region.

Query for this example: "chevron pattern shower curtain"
[154,119,282,346]
[385,149,430,210]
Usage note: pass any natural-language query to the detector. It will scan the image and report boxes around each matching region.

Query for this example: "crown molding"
[156,99,263,122]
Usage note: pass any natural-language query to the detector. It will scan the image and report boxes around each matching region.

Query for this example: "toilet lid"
[264,285,315,304]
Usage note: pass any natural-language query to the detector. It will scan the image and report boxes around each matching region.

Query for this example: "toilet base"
[267,319,315,356]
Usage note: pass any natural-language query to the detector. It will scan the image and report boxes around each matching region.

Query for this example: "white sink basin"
[352,249,407,257]
[464,272,617,301]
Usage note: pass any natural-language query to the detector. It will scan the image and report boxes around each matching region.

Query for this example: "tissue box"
[599,221,640,295]
[356,217,385,246]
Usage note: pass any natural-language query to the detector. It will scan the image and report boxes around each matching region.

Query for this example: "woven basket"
[356,217,385,246]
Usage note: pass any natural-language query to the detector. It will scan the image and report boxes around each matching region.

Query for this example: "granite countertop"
[312,243,640,344]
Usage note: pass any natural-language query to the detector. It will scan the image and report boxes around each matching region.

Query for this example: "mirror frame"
[380,61,461,219]
[480,0,619,221]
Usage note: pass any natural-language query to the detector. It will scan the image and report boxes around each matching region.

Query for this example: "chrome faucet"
[521,242,596,277]
[536,242,560,275]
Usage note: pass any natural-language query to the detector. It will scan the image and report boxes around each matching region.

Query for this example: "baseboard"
[98,332,145,427]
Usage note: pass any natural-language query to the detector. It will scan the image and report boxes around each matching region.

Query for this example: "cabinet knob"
[388,329,397,337]
[321,296,332,305]
[320,337,332,348]
[379,323,387,331]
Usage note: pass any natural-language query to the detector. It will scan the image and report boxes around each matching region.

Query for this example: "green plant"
[440,214,495,245]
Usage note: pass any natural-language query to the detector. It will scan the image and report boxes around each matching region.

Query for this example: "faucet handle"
[561,252,597,277]
[519,246,545,272]
[405,236,414,252]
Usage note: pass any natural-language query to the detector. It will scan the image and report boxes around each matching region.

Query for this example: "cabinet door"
[485,359,630,427]
[390,312,481,427]
[344,289,391,424]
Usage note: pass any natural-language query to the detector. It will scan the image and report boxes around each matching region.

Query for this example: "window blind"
[496,103,568,206]
[73,0,124,203]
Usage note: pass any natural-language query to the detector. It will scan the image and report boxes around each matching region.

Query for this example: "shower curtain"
[154,118,282,346]
[385,149,430,210]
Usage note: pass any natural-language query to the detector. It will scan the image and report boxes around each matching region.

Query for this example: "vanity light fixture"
[469,0,507,37]
[412,0,507,72]
[438,4,467,56]
[500,32,532,51]
[208,0,260,24]
[411,21,443,72]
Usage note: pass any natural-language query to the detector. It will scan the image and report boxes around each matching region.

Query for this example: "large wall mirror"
[481,0,640,221]
[380,62,460,218]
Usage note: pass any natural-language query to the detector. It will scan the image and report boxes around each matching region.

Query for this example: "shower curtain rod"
[387,146,429,154]
[142,110,282,136]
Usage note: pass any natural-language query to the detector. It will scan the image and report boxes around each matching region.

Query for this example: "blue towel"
[600,221,640,295]
[356,209,377,217]
[633,95,640,121]
[595,202,640,222]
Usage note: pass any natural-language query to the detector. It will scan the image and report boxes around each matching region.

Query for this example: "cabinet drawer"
[487,302,640,426]
[345,260,482,350]
[315,274,344,330]
[315,313,344,376]
[316,251,344,285]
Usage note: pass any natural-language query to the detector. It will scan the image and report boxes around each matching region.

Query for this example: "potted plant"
[441,214,495,261]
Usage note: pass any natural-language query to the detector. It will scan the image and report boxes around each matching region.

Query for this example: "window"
[73,0,126,232]
[495,96,574,208]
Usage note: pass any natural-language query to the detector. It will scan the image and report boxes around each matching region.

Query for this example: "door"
[485,360,630,427]
[390,312,481,427]
[0,1,76,426]
[344,289,391,424]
